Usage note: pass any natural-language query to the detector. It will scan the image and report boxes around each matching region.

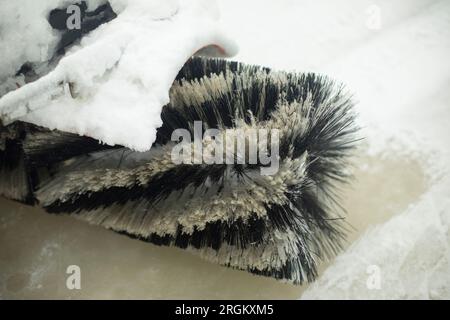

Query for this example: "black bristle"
[0,56,359,284]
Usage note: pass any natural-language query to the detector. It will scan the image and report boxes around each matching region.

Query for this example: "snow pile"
[300,0,450,299]
[0,0,238,151]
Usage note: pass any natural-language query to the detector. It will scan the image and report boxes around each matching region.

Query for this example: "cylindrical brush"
[0,56,359,284]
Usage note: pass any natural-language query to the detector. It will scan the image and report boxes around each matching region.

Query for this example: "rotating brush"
[0,56,359,284]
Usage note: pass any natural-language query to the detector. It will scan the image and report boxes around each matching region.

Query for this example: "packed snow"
[0,0,237,151]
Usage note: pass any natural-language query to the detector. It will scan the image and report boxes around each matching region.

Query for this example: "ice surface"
[0,0,238,151]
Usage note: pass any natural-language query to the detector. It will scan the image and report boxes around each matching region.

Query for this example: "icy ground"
[217,0,450,298]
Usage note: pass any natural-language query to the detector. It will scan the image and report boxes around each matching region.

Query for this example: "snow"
[0,0,107,86]
[0,0,238,151]
[216,0,450,298]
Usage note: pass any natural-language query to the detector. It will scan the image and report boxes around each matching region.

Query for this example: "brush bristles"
[0,57,359,284]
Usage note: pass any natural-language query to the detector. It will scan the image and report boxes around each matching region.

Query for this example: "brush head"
[0,57,359,284]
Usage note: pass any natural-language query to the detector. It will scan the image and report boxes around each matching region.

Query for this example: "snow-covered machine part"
[0,0,238,151]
